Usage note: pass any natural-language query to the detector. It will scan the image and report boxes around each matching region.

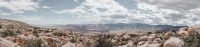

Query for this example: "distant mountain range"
[0,18,186,32]
[52,23,187,32]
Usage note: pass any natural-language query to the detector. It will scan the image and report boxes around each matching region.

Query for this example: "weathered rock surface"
[163,37,184,47]
[0,37,16,47]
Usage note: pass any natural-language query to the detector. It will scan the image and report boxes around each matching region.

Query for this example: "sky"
[0,0,200,25]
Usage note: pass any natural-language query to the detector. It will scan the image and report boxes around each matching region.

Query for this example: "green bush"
[183,32,200,47]
[0,29,17,37]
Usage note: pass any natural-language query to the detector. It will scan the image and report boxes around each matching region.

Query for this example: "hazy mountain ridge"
[52,23,186,32]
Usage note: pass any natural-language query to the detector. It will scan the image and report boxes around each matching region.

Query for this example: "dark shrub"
[95,34,114,47]
[0,29,17,37]
[52,31,67,37]
[183,32,200,47]
[20,38,44,47]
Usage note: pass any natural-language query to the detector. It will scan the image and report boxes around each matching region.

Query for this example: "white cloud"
[53,0,171,25]
[54,0,131,24]
[0,0,40,13]
[1,13,11,15]
[73,0,79,3]
[135,0,200,25]
[138,0,200,11]
[42,6,51,9]
[52,0,200,25]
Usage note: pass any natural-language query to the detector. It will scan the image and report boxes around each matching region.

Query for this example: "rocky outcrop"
[0,19,31,29]
[163,37,184,47]
[188,24,200,33]
[0,37,16,47]
[178,27,189,38]
[61,42,76,47]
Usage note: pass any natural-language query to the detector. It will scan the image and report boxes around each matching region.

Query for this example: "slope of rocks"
[0,18,200,47]
[0,18,31,29]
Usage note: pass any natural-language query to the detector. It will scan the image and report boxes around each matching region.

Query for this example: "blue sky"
[0,0,200,25]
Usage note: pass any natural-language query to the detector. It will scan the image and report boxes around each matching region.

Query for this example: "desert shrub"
[0,25,2,29]
[16,30,22,34]
[183,32,200,47]
[70,38,78,43]
[33,27,40,30]
[6,24,14,29]
[0,29,17,37]
[33,31,39,37]
[129,34,138,37]
[95,34,115,47]
[52,31,67,37]
[131,37,140,46]
[21,38,45,47]
[117,41,129,45]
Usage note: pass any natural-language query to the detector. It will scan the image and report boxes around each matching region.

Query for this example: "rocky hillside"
[0,18,31,29]
[0,18,200,47]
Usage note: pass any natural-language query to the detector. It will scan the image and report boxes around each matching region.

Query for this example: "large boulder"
[138,41,160,47]
[177,31,189,38]
[188,24,200,33]
[177,27,191,38]
[62,42,76,47]
[163,37,184,47]
[139,34,157,41]
[118,42,134,47]
[18,33,36,40]
[139,44,160,47]
[0,37,16,47]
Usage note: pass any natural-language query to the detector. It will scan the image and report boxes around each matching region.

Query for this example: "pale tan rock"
[62,42,76,47]
[139,34,156,41]
[188,24,200,33]
[118,42,133,47]
[137,41,146,46]
[138,41,160,47]
[163,37,184,47]
[0,37,17,47]
[178,31,189,38]
[18,34,36,40]
[139,44,160,47]
[178,27,189,38]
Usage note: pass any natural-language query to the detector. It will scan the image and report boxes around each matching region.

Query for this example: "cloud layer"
[137,0,200,25]
[54,0,200,25]
[1,0,200,25]
[0,0,40,13]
